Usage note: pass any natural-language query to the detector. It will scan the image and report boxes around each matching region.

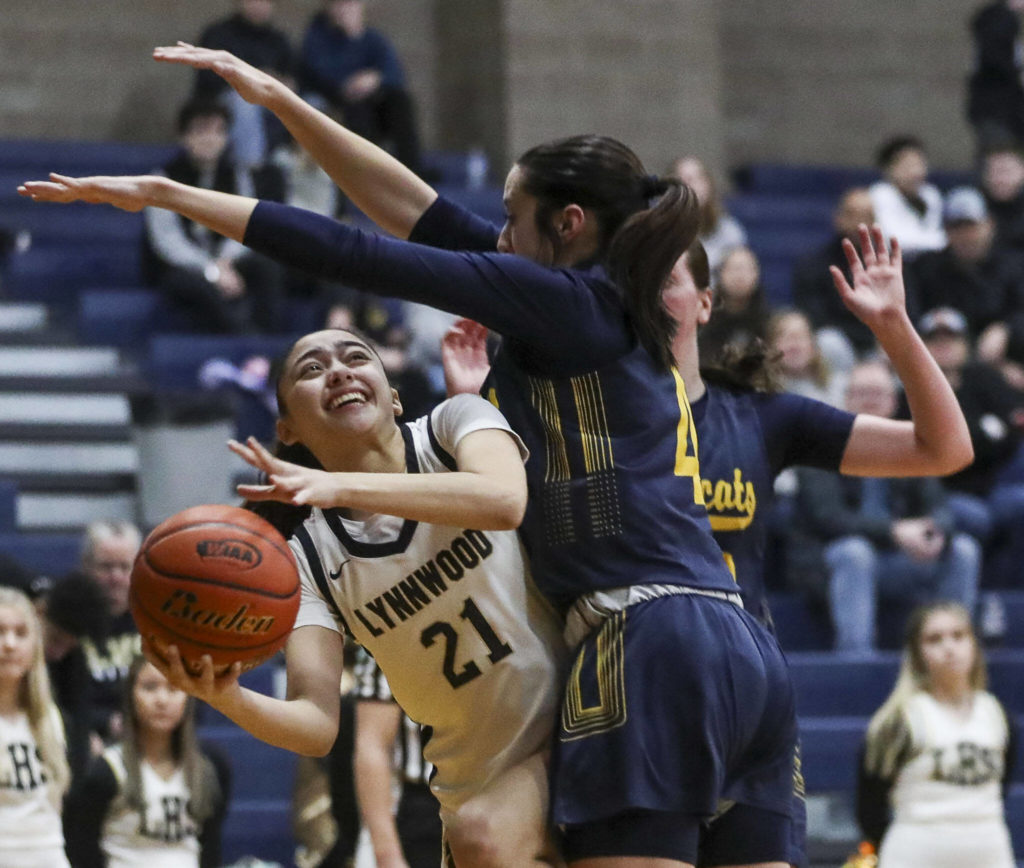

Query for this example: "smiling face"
[276,330,402,463]
[132,662,188,737]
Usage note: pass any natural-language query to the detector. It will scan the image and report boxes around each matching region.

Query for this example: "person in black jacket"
[195,0,295,167]
[907,186,1024,361]
[787,359,981,652]
[792,187,881,362]
[968,0,1024,154]
[920,306,1024,587]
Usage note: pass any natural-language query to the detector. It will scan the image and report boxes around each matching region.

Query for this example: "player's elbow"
[482,486,527,530]
[298,729,338,757]
[932,437,974,477]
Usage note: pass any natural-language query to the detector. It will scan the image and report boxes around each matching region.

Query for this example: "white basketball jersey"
[879,691,1015,868]
[290,395,569,810]
[0,710,68,867]
[99,745,201,868]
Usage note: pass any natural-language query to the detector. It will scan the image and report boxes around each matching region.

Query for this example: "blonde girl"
[0,585,71,867]
[858,602,1017,868]
[64,656,228,868]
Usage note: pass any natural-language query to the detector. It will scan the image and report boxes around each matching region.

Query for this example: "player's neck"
[671,336,705,402]
[318,425,406,475]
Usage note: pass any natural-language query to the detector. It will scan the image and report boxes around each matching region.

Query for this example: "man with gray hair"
[78,520,142,749]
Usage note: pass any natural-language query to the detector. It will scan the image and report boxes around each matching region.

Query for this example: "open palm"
[829,224,905,328]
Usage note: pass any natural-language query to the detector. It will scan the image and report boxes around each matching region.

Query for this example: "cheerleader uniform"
[0,709,69,868]
[858,690,1017,868]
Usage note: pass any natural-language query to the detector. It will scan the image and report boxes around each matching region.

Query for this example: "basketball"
[130,504,300,674]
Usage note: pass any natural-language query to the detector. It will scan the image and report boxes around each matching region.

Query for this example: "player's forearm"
[262,82,436,238]
[145,177,257,244]
[211,687,338,756]
[872,310,973,475]
[330,471,526,529]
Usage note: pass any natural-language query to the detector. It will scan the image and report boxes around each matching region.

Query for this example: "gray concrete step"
[0,345,120,377]
[0,392,130,425]
[17,491,136,531]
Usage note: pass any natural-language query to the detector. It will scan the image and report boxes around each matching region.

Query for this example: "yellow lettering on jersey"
[486,387,499,409]
[703,468,757,531]
[561,611,627,740]
[671,368,704,505]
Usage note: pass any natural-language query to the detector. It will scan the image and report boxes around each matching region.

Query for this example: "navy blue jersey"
[245,198,736,610]
[693,385,855,625]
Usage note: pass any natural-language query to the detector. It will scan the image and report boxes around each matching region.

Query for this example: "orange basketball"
[131,504,300,674]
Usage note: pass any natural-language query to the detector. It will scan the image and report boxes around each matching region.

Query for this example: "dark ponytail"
[607,179,703,370]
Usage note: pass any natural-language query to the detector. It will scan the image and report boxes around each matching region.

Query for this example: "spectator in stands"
[792,187,881,365]
[908,186,1024,362]
[39,574,110,782]
[786,359,981,653]
[299,0,425,175]
[0,554,110,781]
[0,587,71,867]
[194,0,295,167]
[766,309,847,407]
[353,650,442,868]
[918,307,1024,587]
[967,0,1024,155]
[143,98,285,334]
[669,154,747,271]
[857,601,1016,867]
[981,144,1024,252]
[76,520,143,751]
[869,136,946,257]
[64,657,230,868]
[697,245,769,363]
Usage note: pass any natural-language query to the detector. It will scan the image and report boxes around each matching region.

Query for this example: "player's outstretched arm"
[19,173,257,243]
[153,43,437,239]
[149,628,343,757]
[231,431,526,530]
[834,224,973,477]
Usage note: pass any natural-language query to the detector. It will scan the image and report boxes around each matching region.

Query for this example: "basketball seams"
[143,518,296,565]
[139,550,300,600]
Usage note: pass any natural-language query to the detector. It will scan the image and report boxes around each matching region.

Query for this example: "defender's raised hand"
[829,223,906,329]
[154,43,286,107]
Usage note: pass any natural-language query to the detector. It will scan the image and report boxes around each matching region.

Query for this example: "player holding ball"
[144,327,568,868]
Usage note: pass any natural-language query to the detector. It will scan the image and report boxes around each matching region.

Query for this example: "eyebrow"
[293,340,370,367]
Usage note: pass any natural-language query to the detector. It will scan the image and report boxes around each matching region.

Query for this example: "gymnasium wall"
[0,0,977,172]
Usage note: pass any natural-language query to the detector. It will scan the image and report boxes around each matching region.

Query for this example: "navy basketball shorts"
[551,592,797,863]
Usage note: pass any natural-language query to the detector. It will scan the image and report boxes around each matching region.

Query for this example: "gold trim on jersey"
[671,368,705,505]
[561,610,627,740]
[571,372,622,537]
[530,378,571,482]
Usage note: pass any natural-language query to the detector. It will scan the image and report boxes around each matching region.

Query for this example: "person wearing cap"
[908,186,1024,362]
[919,306,1024,590]
[868,136,946,257]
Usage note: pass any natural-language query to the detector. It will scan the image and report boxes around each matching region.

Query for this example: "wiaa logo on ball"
[195,538,263,569]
